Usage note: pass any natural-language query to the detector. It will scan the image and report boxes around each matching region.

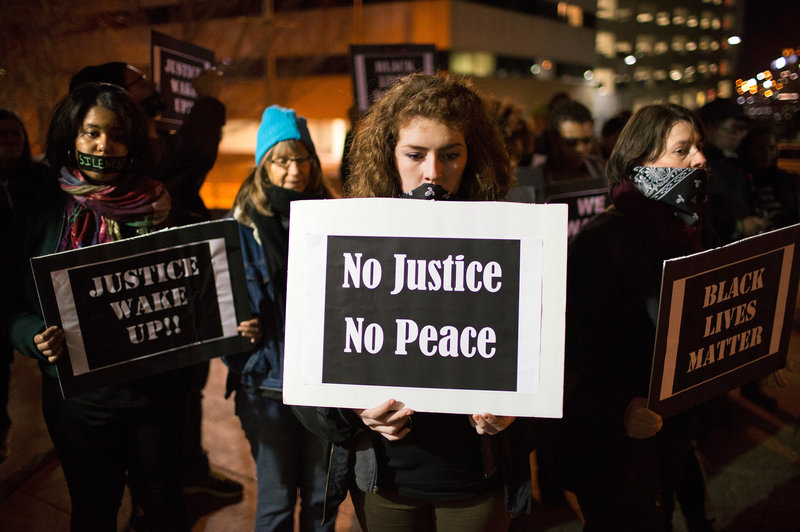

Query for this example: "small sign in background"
[151,30,214,131]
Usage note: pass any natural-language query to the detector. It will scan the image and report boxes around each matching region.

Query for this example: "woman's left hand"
[469,413,515,435]
[237,317,263,344]
[763,358,793,388]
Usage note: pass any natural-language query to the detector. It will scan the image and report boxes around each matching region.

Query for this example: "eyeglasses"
[269,156,313,168]
[562,137,593,148]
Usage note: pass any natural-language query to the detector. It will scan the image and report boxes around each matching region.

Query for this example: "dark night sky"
[737,0,798,77]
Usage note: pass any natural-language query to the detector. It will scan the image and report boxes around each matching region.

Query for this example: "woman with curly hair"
[345,72,512,201]
[296,73,533,532]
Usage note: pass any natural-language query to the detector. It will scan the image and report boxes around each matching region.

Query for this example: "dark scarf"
[612,178,712,256]
[400,183,457,200]
[245,185,316,324]
[630,166,708,225]
[58,166,170,249]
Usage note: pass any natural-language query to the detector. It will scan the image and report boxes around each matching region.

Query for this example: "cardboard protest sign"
[283,199,567,417]
[542,177,608,238]
[350,44,436,113]
[151,30,214,130]
[648,223,800,417]
[32,219,252,397]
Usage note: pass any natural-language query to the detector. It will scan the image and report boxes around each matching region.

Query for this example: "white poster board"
[283,199,567,417]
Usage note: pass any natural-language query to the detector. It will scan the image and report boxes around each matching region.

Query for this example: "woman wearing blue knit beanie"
[224,105,335,531]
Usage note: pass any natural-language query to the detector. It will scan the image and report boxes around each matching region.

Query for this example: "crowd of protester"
[1,61,797,532]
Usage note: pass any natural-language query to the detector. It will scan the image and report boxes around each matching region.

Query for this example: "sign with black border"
[31,219,251,397]
[350,44,436,113]
[283,199,567,417]
[543,177,608,238]
[151,30,214,130]
[648,223,800,417]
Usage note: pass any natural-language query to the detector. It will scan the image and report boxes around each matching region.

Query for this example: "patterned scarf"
[613,177,713,256]
[58,166,171,249]
[401,183,456,200]
[630,166,708,226]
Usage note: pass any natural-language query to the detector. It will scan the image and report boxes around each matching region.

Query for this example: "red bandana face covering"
[630,166,708,226]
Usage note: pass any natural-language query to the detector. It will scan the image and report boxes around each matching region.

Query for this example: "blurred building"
[594,0,744,112]
[0,0,746,207]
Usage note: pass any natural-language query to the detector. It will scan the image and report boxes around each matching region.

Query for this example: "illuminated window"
[699,36,711,51]
[634,67,652,81]
[616,41,633,54]
[672,8,688,25]
[712,18,721,30]
[636,35,654,55]
[596,0,617,20]
[686,41,698,52]
[449,52,496,77]
[656,11,670,25]
[687,16,698,28]
[596,31,617,58]
[672,35,687,52]
[558,2,584,27]
[654,41,669,55]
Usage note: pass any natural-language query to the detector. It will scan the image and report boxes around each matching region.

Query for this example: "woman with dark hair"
[5,83,188,531]
[224,105,335,531]
[296,73,532,532]
[0,109,49,463]
[552,103,715,530]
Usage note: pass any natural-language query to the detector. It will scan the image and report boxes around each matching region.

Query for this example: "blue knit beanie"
[255,105,315,166]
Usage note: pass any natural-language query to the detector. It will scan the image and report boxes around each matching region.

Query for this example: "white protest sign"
[283,198,567,417]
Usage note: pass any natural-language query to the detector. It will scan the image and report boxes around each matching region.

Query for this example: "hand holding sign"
[624,397,663,439]
[237,317,263,344]
[34,325,65,364]
[469,413,515,435]
[355,399,414,441]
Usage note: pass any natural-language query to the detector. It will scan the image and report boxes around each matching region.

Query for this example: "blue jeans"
[234,390,335,532]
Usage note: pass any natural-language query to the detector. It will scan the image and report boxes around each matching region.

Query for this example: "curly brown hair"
[345,72,512,200]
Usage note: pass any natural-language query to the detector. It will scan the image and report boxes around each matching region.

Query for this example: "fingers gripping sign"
[237,317,263,344]
[34,325,66,364]
[469,413,515,435]
[355,399,414,441]
[624,397,663,439]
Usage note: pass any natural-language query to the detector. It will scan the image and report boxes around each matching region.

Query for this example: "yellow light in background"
[765,89,774,97]
[541,59,553,70]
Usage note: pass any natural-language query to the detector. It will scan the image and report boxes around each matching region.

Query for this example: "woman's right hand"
[354,399,414,441]
[34,326,65,364]
[237,317,263,344]
[624,397,663,439]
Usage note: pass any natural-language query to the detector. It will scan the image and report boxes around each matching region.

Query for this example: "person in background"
[484,96,539,203]
[0,109,50,464]
[69,61,242,500]
[739,122,799,232]
[698,98,766,244]
[5,82,188,531]
[296,72,535,532]
[225,105,336,531]
[551,104,715,530]
[542,100,604,182]
[733,122,800,411]
[600,110,632,160]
